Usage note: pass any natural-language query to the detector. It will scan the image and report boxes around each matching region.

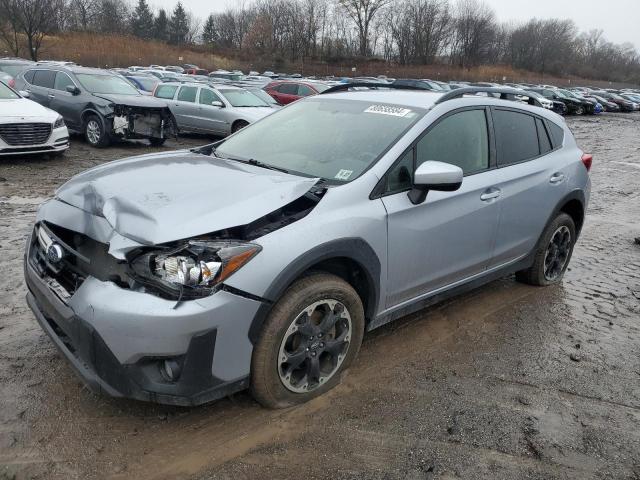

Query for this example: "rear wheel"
[574,106,585,115]
[516,213,576,286]
[251,273,365,408]
[84,114,110,148]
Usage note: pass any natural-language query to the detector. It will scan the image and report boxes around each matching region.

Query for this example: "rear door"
[274,83,300,104]
[171,85,199,131]
[382,108,502,308]
[27,69,56,107]
[488,108,570,267]
[49,72,83,130]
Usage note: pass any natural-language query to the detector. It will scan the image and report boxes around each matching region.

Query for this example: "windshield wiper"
[216,153,290,174]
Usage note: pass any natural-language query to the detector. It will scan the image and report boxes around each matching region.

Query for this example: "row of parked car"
[1,57,638,157]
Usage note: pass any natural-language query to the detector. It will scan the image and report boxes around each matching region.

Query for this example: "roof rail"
[320,82,425,94]
[435,87,544,107]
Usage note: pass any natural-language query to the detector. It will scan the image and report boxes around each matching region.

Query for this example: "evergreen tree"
[201,14,216,46]
[153,8,168,42]
[130,0,154,39]
[168,2,189,45]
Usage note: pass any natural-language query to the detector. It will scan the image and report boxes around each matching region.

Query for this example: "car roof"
[319,89,443,109]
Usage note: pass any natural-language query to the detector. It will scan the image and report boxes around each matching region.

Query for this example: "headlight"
[53,115,65,128]
[130,240,261,299]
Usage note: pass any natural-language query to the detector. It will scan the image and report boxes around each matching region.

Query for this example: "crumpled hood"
[233,107,274,121]
[55,151,318,245]
[93,93,169,109]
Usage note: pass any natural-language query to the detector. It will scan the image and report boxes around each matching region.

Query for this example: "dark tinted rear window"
[493,109,539,166]
[278,83,298,95]
[536,118,552,154]
[546,121,565,148]
[33,69,56,88]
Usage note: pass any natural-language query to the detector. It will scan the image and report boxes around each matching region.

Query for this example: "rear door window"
[493,109,540,166]
[155,84,178,99]
[32,70,56,88]
[177,86,197,102]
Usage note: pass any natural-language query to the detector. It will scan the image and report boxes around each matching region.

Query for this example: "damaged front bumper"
[24,212,264,406]
[109,105,177,141]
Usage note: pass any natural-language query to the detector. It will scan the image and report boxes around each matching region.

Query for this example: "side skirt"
[368,254,533,332]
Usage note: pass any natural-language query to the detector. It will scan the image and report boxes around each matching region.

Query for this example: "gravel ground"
[0,116,639,480]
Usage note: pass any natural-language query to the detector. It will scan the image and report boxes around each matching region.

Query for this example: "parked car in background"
[240,85,282,108]
[0,80,69,156]
[140,69,179,80]
[209,70,244,82]
[154,82,274,136]
[619,92,640,109]
[524,90,568,115]
[164,65,185,73]
[592,91,636,112]
[0,58,34,87]
[263,80,330,105]
[589,94,620,112]
[125,75,160,94]
[15,65,177,147]
[392,79,447,91]
[528,88,590,115]
[186,68,209,75]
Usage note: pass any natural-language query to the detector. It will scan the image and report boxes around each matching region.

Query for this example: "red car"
[264,80,330,105]
[185,68,209,75]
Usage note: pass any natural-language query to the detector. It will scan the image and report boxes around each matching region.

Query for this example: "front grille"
[0,123,52,146]
[29,223,130,299]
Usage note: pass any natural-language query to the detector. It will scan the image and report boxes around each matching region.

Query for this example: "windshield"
[249,89,278,105]
[76,73,140,95]
[219,89,269,107]
[0,81,19,99]
[215,98,423,182]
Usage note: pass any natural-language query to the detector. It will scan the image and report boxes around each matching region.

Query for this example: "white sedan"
[0,81,69,156]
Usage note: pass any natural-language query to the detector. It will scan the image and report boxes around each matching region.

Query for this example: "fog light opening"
[161,359,182,382]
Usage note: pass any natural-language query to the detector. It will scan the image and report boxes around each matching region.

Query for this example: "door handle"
[480,189,501,201]
[550,173,565,184]
[48,94,55,99]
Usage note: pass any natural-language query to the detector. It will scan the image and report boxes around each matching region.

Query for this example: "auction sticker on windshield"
[334,169,353,181]
[364,105,412,117]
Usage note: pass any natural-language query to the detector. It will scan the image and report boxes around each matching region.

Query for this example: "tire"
[575,106,585,116]
[84,114,110,148]
[232,120,249,133]
[149,137,166,147]
[251,273,365,409]
[516,212,576,286]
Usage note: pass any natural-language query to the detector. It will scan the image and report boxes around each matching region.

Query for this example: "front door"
[382,108,501,308]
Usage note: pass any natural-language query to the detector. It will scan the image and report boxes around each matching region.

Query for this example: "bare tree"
[449,0,497,68]
[337,0,390,56]
[0,0,22,56]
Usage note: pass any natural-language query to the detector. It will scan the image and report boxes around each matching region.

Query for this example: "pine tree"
[168,2,189,45]
[153,8,168,42]
[201,14,216,46]
[130,0,155,39]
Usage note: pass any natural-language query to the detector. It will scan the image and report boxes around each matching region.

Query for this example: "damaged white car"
[14,65,177,147]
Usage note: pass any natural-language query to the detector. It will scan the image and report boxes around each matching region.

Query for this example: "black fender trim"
[546,188,586,237]
[247,238,381,344]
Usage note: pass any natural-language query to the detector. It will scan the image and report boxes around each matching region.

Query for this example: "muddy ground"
[0,116,639,480]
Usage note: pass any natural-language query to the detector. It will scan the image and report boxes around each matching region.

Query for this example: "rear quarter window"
[546,121,565,149]
[493,109,540,166]
[23,70,35,84]
[155,84,178,99]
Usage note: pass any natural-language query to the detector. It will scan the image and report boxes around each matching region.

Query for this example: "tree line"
[1,0,639,83]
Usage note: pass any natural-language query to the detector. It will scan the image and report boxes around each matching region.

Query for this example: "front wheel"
[251,273,365,408]
[516,212,576,286]
[84,114,110,148]
[574,106,585,116]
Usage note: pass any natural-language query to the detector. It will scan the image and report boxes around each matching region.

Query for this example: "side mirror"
[408,161,463,205]
[19,90,30,98]
[66,85,80,95]
[211,100,224,108]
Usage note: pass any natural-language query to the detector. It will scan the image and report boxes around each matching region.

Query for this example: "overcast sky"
[150,0,640,50]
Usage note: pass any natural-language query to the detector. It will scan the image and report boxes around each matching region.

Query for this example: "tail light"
[581,154,593,172]
[8,78,15,88]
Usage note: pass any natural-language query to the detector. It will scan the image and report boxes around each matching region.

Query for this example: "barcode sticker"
[364,105,412,117]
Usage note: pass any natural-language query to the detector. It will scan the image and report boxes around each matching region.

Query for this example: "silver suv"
[24,87,591,408]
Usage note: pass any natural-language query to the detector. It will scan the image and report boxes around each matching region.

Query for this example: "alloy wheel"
[278,299,352,393]
[543,225,572,281]
[86,120,101,145]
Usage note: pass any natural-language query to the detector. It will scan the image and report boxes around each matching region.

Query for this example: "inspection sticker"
[364,105,412,117]
[334,169,353,180]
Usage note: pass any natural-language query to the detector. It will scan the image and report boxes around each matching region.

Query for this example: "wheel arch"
[247,238,381,344]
